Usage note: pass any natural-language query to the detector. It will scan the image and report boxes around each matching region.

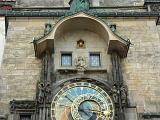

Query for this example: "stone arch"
[47,12,119,45]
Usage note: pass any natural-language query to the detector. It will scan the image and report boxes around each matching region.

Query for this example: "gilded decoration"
[77,39,85,48]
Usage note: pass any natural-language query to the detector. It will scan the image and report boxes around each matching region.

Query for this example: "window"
[20,115,31,120]
[90,53,101,67]
[61,53,72,66]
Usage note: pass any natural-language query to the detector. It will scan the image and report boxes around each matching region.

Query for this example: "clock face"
[51,82,114,120]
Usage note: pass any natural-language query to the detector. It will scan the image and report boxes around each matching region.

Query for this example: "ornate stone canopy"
[33,12,130,58]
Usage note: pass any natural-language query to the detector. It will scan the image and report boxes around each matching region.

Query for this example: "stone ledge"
[0,0,16,7]
[0,10,160,17]
[57,69,107,74]
[0,114,7,120]
[140,112,160,119]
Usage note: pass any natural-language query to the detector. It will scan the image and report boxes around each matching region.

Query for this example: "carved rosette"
[75,56,87,72]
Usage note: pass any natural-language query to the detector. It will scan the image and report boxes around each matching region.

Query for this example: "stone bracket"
[33,39,54,58]
[108,39,130,58]
[108,24,131,58]
[139,112,160,119]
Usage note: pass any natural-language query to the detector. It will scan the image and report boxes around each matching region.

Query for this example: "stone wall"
[104,18,160,114]
[15,0,144,7]
[0,17,57,114]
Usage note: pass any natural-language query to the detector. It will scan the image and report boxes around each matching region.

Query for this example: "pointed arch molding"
[33,12,130,58]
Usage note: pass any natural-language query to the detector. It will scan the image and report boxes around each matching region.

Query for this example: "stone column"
[0,17,5,68]
[111,52,126,120]
[39,108,43,120]
[37,51,52,120]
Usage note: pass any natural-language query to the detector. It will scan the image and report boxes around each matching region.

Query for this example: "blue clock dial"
[51,82,114,120]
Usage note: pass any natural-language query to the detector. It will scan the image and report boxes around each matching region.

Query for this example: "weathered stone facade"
[120,19,160,114]
[0,0,160,120]
[0,17,57,114]
[15,0,144,7]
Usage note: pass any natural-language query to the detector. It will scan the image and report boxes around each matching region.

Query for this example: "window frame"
[89,52,101,67]
[61,52,72,67]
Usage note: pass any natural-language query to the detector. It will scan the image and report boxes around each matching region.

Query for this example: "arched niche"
[34,12,130,58]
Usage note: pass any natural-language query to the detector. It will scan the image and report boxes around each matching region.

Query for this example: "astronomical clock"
[51,82,114,120]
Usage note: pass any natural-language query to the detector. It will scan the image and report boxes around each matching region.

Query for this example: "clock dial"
[51,82,114,120]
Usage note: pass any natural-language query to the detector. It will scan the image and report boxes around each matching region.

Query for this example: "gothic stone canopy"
[33,12,130,58]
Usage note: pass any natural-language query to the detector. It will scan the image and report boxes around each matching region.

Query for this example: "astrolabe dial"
[51,82,114,120]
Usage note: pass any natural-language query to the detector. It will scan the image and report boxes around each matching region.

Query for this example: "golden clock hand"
[79,109,111,116]
[59,104,71,108]
[79,109,101,113]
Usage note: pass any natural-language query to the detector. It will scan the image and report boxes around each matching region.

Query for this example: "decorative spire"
[69,0,90,12]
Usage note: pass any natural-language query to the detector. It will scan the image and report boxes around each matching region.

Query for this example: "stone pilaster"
[0,17,5,68]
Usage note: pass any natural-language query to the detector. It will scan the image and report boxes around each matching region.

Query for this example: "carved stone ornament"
[120,85,128,105]
[110,85,119,103]
[110,85,128,105]
[38,82,51,103]
[75,56,87,72]
[10,100,36,112]
[150,4,160,11]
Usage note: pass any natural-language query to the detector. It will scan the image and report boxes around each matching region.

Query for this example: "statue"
[38,82,51,103]
[69,0,90,12]
[38,82,45,103]
[120,85,128,105]
[75,56,87,72]
[110,85,119,103]
[110,85,128,105]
